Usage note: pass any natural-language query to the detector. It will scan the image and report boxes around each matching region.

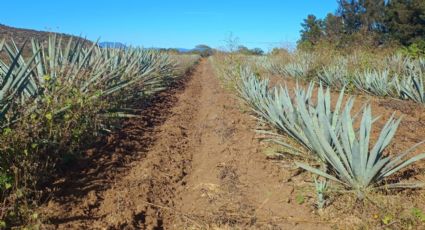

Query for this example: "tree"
[299,14,324,46]
[297,0,425,48]
[337,0,363,34]
[193,44,214,57]
[236,46,264,55]
[270,48,289,56]
[360,0,386,32]
[323,13,344,42]
[250,48,264,55]
[237,45,250,54]
[385,0,425,45]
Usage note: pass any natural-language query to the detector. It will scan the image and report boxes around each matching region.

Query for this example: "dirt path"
[41,59,329,229]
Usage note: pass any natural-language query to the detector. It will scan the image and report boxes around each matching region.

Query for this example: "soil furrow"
[41,59,329,229]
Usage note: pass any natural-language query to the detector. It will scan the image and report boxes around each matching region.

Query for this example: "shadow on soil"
[41,65,197,225]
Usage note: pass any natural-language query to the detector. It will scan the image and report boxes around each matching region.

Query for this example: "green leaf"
[295,193,305,205]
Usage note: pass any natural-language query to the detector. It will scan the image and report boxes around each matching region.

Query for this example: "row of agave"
[0,35,183,220]
[319,59,425,104]
[0,36,177,127]
[267,52,425,104]
[269,52,315,79]
[238,67,425,199]
[170,54,201,75]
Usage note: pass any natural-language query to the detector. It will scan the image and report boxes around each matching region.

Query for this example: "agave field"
[260,51,425,104]
[0,35,200,225]
[211,49,425,227]
[1,34,425,228]
[238,68,425,197]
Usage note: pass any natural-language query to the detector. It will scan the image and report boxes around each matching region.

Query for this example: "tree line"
[299,0,425,52]
[161,44,264,57]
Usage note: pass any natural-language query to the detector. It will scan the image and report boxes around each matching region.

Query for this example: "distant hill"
[0,24,203,54]
[98,42,127,49]
[177,48,191,53]
[143,47,194,53]
[0,24,93,54]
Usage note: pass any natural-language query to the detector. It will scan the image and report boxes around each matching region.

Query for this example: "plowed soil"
[40,60,330,229]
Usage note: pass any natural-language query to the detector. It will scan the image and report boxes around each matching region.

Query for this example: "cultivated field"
[1,32,425,230]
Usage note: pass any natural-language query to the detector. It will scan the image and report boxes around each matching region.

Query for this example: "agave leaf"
[296,162,344,185]
[382,153,425,178]
[381,141,425,174]
[377,183,425,189]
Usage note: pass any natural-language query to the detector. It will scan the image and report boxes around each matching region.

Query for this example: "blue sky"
[1,1,337,51]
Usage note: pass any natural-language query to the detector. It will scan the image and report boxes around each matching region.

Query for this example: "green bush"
[400,40,425,58]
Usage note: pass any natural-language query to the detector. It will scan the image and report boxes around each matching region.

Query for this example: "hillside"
[0,24,93,48]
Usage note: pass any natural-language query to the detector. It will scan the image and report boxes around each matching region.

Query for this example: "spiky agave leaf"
[385,54,413,76]
[237,67,313,152]
[270,52,314,79]
[314,177,328,209]
[237,68,351,158]
[399,70,425,104]
[353,69,398,97]
[0,42,41,126]
[296,105,425,198]
[317,59,350,89]
[419,57,425,72]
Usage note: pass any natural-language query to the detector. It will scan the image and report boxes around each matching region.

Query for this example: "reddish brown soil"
[40,60,330,229]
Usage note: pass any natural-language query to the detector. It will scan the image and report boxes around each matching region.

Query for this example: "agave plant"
[314,178,328,210]
[296,104,425,199]
[269,62,286,76]
[399,70,425,104]
[353,69,398,97]
[238,67,312,152]
[270,52,314,79]
[171,54,201,75]
[254,56,274,72]
[385,54,412,76]
[317,59,350,89]
[238,68,425,199]
[0,41,40,126]
[238,67,354,157]
[237,67,271,115]
[282,62,311,79]
[419,57,425,72]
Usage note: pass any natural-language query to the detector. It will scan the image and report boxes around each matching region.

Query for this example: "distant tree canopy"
[300,15,324,46]
[298,0,425,50]
[386,0,425,45]
[193,44,214,57]
[236,45,264,55]
[250,48,265,55]
[158,48,181,54]
[270,47,290,56]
